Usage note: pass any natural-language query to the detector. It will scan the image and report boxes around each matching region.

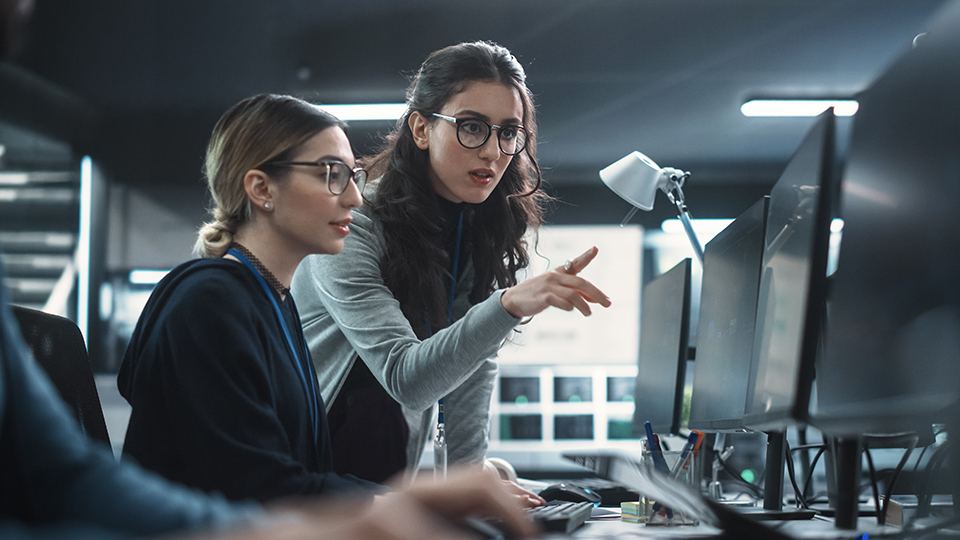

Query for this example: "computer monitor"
[632,258,691,436]
[813,5,960,439]
[728,109,837,519]
[742,109,836,431]
[688,196,769,433]
[810,6,960,528]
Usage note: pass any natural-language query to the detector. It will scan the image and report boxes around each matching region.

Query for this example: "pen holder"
[640,442,701,526]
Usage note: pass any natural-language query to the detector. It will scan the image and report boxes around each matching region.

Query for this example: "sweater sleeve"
[292,210,521,412]
[442,358,497,466]
[1,296,263,538]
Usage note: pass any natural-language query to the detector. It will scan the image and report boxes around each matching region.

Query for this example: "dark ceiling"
[1,0,953,225]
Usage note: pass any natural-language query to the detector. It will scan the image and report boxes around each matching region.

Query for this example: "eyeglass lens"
[326,162,367,195]
[457,120,526,155]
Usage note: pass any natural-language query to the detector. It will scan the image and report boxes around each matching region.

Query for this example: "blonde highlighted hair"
[195,94,347,257]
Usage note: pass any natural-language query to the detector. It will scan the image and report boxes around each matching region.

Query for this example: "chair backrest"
[12,305,111,445]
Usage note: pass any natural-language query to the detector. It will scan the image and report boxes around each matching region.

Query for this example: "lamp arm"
[665,177,705,265]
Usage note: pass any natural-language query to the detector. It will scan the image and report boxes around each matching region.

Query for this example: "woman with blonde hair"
[118,93,380,501]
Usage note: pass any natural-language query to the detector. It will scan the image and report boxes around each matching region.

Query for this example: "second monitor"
[688,196,770,433]
[632,258,692,437]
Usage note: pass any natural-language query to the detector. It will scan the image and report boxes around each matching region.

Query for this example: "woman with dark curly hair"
[292,41,610,484]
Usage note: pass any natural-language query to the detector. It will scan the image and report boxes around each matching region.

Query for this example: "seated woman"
[117,94,381,502]
[291,41,611,483]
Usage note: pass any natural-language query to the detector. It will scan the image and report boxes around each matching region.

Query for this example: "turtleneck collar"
[436,195,467,227]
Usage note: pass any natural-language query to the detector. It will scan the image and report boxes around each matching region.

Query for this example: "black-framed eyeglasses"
[266,159,367,195]
[432,113,527,156]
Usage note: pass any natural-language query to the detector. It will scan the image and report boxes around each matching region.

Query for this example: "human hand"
[193,469,539,540]
[500,246,611,319]
[394,468,540,538]
[482,459,545,508]
[204,497,481,540]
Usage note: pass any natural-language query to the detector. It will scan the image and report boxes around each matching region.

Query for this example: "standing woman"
[292,41,610,483]
[118,94,381,502]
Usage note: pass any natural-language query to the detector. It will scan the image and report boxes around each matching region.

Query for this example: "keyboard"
[529,501,595,534]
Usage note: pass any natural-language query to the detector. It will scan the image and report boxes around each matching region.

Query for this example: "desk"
[565,515,894,539]
[563,517,721,538]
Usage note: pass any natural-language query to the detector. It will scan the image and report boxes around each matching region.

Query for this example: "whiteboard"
[497,225,643,365]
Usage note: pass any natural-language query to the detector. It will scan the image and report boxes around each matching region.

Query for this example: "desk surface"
[567,515,895,539]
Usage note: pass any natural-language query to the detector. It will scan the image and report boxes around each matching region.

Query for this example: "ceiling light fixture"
[314,103,407,121]
[741,99,859,117]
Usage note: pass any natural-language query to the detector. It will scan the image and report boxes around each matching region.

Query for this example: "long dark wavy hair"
[365,41,547,337]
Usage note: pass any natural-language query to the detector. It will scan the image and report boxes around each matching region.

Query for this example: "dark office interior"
[3,0,959,536]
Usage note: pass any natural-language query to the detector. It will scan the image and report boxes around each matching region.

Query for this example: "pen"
[692,430,705,452]
[671,431,701,478]
[644,421,673,519]
[643,421,670,473]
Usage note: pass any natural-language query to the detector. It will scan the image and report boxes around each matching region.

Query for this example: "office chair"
[12,305,111,445]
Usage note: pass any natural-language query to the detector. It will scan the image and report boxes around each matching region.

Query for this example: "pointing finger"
[560,246,599,275]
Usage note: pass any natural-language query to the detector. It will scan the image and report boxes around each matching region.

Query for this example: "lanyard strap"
[227,248,319,443]
[437,210,464,425]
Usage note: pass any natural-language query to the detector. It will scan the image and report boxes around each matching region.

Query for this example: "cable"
[878,435,918,526]
[783,440,808,509]
[789,443,826,453]
[914,440,953,522]
[800,446,827,503]
[716,453,764,499]
[863,445,881,521]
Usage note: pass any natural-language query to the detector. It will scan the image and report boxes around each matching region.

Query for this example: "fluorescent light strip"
[129,269,169,285]
[741,99,859,117]
[314,103,407,121]
[77,156,92,341]
[661,218,733,237]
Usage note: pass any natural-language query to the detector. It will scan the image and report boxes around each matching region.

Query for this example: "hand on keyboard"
[396,468,540,539]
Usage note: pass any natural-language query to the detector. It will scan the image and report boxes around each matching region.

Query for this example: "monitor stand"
[736,431,816,521]
[708,433,760,507]
[826,436,863,529]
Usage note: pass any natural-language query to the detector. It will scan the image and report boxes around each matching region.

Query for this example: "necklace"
[229,243,290,297]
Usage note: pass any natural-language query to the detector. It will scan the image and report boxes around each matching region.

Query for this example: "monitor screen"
[814,3,960,436]
[743,109,836,431]
[632,258,691,436]
[688,196,769,432]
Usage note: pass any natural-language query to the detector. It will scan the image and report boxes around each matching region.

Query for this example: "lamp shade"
[599,151,666,211]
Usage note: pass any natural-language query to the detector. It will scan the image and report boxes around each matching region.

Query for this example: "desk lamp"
[600,151,704,264]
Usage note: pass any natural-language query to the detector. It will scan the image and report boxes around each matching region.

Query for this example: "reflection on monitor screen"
[743,109,836,431]
[814,3,960,436]
[688,196,769,432]
[632,258,691,436]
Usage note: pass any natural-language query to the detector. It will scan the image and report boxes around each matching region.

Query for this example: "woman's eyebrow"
[300,154,351,164]
[454,109,523,124]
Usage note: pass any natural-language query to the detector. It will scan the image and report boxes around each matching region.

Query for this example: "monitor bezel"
[742,109,836,431]
[687,196,770,433]
[632,257,692,436]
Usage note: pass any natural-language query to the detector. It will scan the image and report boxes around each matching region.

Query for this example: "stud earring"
[264,202,271,209]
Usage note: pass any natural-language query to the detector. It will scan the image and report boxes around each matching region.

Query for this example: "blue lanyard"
[437,210,464,425]
[227,248,319,443]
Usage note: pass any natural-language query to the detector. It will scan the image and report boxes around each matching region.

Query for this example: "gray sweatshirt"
[291,205,521,471]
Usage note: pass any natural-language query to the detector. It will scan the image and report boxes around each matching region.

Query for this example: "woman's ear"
[408,111,431,150]
[244,169,274,211]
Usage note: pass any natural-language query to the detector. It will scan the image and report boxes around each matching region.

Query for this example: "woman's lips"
[330,218,352,236]
[470,169,495,186]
